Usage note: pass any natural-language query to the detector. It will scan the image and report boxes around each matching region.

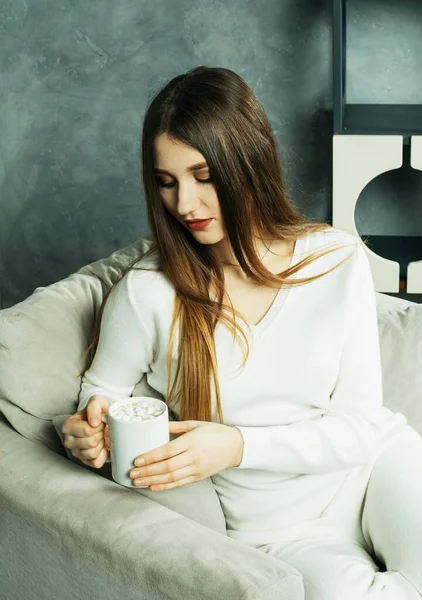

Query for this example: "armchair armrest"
[0,418,304,600]
[52,413,228,535]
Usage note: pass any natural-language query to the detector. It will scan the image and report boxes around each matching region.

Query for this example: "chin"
[192,232,225,245]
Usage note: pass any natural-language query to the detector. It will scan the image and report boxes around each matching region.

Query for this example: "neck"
[218,238,274,268]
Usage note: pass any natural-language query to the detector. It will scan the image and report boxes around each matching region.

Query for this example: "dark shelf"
[339,104,422,144]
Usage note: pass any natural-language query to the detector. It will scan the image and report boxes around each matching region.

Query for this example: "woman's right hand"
[62,395,111,469]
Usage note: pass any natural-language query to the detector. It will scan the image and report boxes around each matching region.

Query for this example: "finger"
[77,438,105,461]
[168,420,199,432]
[65,431,104,450]
[133,465,194,488]
[69,420,105,438]
[62,412,86,436]
[86,395,112,427]
[82,446,109,470]
[63,411,105,437]
[149,475,198,492]
[131,451,189,479]
[104,426,110,451]
[134,434,190,467]
[87,405,106,428]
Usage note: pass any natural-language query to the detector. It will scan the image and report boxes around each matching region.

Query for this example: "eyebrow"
[154,161,209,175]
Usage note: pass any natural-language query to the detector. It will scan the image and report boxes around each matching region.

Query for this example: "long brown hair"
[82,66,361,423]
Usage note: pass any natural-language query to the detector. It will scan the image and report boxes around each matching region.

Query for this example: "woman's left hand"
[129,420,244,491]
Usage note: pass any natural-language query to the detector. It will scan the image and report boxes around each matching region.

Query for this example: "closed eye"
[157,177,213,189]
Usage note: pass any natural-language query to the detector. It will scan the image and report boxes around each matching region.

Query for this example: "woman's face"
[154,133,227,246]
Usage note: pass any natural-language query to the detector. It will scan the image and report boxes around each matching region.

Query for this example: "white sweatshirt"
[78,227,408,546]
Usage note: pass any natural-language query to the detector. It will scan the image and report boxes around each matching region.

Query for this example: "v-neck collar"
[241,234,309,337]
[210,235,309,339]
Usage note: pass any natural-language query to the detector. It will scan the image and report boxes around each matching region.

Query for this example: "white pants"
[257,426,422,599]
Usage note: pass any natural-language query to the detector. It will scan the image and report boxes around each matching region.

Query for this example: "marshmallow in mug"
[110,399,166,422]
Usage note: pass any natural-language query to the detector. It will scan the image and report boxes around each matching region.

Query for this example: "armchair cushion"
[0,237,153,454]
[377,303,422,436]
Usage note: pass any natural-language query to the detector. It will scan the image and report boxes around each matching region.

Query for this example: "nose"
[176,181,200,218]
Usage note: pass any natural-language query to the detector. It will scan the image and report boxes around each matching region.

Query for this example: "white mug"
[102,397,169,488]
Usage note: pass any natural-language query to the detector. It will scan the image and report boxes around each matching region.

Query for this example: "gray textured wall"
[1,0,422,308]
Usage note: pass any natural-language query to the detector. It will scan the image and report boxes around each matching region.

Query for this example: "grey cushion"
[375,291,416,313]
[377,304,422,436]
[0,236,153,453]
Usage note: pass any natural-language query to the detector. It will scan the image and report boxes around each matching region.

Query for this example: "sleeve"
[77,272,154,413]
[235,240,387,475]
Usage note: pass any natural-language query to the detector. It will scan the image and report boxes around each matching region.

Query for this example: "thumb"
[168,420,201,433]
[86,395,110,428]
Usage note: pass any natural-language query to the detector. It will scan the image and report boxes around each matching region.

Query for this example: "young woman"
[63,66,422,599]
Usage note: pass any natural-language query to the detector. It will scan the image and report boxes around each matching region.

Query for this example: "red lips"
[186,219,213,231]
